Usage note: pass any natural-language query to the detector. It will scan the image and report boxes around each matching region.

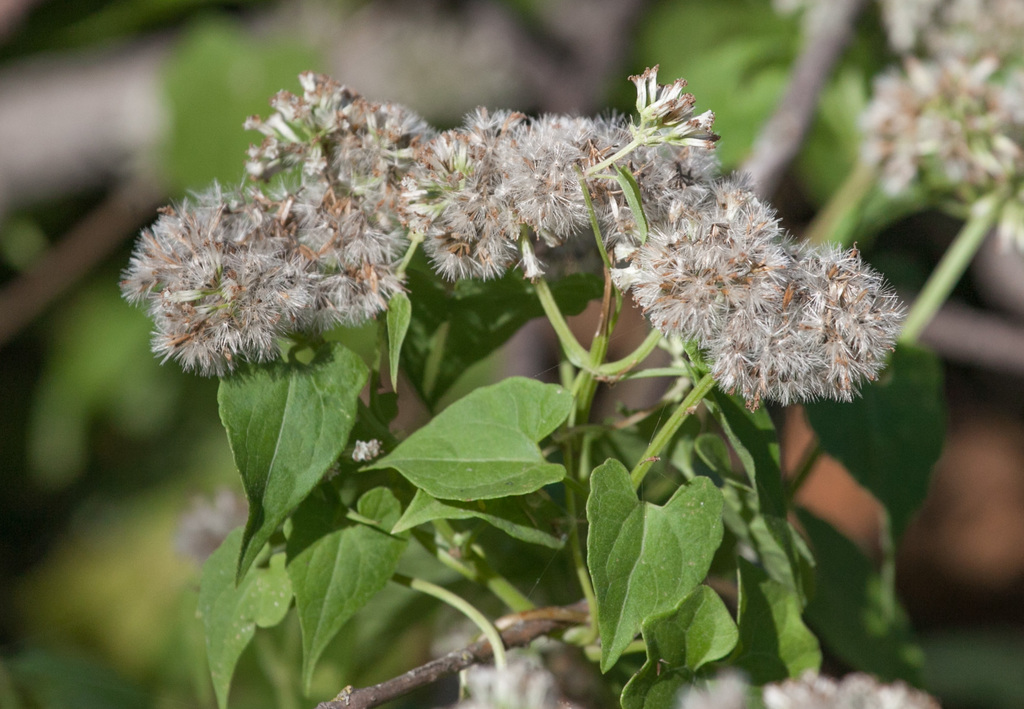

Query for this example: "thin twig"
[741,0,869,199]
[316,602,589,709]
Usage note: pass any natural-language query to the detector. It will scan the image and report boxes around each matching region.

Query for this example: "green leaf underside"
[587,459,724,672]
[799,509,923,683]
[387,291,412,391]
[621,586,739,709]
[287,488,407,691]
[393,489,566,549]
[804,345,945,542]
[367,377,573,500]
[733,558,821,684]
[199,529,293,709]
[218,343,368,580]
[402,270,603,406]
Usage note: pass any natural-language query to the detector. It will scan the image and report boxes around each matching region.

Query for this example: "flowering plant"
[122,66,929,709]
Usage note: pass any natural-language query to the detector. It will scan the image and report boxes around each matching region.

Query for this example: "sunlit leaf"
[198,529,293,709]
[367,377,572,500]
[614,165,649,244]
[587,459,724,671]
[287,488,407,691]
[387,291,412,391]
[621,586,739,709]
[218,343,368,580]
[393,489,566,548]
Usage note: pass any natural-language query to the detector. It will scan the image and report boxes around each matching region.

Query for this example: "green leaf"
[218,343,368,580]
[393,489,566,549]
[287,488,407,692]
[705,390,785,515]
[162,19,322,190]
[614,165,649,244]
[387,292,412,391]
[799,510,923,683]
[804,345,945,541]
[402,270,602,407]
[701,396,813,603]
[199,529,293,709]
[622,586,739,709]
[367,377,572,500]
[733,558,821,684]
[587,459,724,672]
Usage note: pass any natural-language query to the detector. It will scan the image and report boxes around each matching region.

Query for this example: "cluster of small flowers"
[877,0,1024,60]
[399,66,718,281]
[860,55,1024,248]
[619,175,903,405]
[447,659,560,709]
[123,67,902,405]
[677,671,940,709]
[122,73,432,375]
[862,56,1024,195]
[761,671,940,709]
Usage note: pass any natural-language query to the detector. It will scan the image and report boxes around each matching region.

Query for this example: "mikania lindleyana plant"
[123,68,910,709]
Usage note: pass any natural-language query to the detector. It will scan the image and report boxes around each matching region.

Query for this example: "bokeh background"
[2,1,1024,707]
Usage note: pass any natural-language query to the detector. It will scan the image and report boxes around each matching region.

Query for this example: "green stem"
[900,196,1001,344]
[534,277,591,368]
[805,160,876,246]
[576,168,613,272]
[392,574,507,668]
[630,372,716,489]
[597,329,663,378]
[582,639,646,662]
[606,366,688,381]
[585,137,643,177]
[413,527,535,613]
[468,544,536,613]
[565,488,599,644]
[395,230,425,279]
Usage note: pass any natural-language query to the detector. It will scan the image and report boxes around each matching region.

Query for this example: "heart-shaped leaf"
[199,529,293,709]
[621,585,739,709]
[587,459,724,671]
[367,377,572,500]
[393,489,566,549]
[287,487,407,691]
[218,343,368,580]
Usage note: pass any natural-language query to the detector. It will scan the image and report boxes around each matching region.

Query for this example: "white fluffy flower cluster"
[620,177,902,405]
[862,56,1024,196]
[861,56,1024,249]
[877,0,1024,60]
[448,660,560,709]
[762,671,940,709]
[677,671,940,709]
[123,69,903,406]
